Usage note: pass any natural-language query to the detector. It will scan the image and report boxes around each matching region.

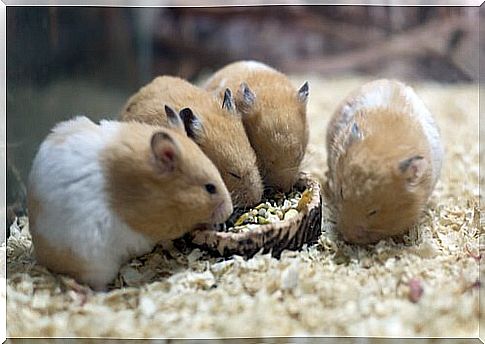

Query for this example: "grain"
[224,190,304,233]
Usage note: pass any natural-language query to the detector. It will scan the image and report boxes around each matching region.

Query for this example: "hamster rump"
[204,60,310,192]
[28,116,232,289]
[327,79,443,244]
[121,75,264,207]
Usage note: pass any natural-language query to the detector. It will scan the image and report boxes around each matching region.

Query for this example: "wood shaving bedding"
[5,77,481,338]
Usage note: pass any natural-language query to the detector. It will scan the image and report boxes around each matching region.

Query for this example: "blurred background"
[6,6,480,228]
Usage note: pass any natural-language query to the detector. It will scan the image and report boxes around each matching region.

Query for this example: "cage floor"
[4,76,481,338]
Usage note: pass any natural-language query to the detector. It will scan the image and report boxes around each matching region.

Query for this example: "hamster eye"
[205,183,217,194]
[228,172,241,180]
[368,210,378,217]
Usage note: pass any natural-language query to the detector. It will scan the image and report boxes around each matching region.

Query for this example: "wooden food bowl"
[179,172,322,259]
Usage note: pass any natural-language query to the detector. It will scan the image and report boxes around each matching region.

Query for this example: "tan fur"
[327,80,436,244]
[102,121,232,242]
[28,187,89,278]
[204,61,309,192]
[31,232,90,278]
[121,76,263,207]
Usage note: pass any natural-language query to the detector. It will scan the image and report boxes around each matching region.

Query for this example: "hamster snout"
[211,199,233,224]
[228,168,264,207]
[341,225,367,243]
[339,223,385,245]
[266,166,299,193]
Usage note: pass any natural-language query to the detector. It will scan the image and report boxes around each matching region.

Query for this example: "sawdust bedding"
[3,77,481,338]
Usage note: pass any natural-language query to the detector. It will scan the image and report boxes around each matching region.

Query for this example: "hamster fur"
[28,116,233,290]
[326,79,443,244]
[203,60,310,193]
[121,75,263,208]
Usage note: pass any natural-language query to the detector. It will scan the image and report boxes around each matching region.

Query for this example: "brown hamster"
[326,79,443,244]
[203,60,310,193]
[121,75,263,208]
[28,116,233,290]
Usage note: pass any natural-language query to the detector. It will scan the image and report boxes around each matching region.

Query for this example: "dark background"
[6,6,480,227]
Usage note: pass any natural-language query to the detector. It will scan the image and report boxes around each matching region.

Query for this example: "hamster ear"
[179,107,203,142]
[298,81,309,104]
[398,155,427,185]
[150,131,180,174]
[222,88,236,114]
[164,105,184,132]
[236,82,256,115]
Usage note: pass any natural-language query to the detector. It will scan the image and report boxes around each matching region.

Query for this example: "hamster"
[121,75,263,208]
[203,60,310,193]
[326,79,443,244]
[27,116,233,290]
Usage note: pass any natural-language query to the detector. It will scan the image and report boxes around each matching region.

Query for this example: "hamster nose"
[272,179,294,194]
[249,187,263,206]
[342,226,367,243]
[354,225,366,234]
[281,175,298,192]
[240,179,263,207]
[266,171,296,193]
[212,199,233,224]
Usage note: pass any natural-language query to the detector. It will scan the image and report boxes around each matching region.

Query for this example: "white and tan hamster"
[326,79,443,244]
[121,75,263,208]
[203,60,310,193]
[28,116,233,290]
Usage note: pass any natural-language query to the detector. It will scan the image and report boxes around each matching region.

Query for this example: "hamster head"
[235,81,309,193]
[332,109,432,244]
[103,123,233,241]
[121,75,263,208]
[179,93,264,208]
[121,92,187,136]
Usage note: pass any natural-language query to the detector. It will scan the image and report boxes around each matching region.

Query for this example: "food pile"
[223,188,313,233]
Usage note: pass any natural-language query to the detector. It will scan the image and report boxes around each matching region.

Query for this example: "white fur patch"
[29,116,153,288]
[218,78,227,89]
[358,84,393,110]
[343,82,394,119]
[241,60,273,71]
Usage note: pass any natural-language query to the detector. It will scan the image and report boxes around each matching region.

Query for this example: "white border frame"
[1,2,482,343]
